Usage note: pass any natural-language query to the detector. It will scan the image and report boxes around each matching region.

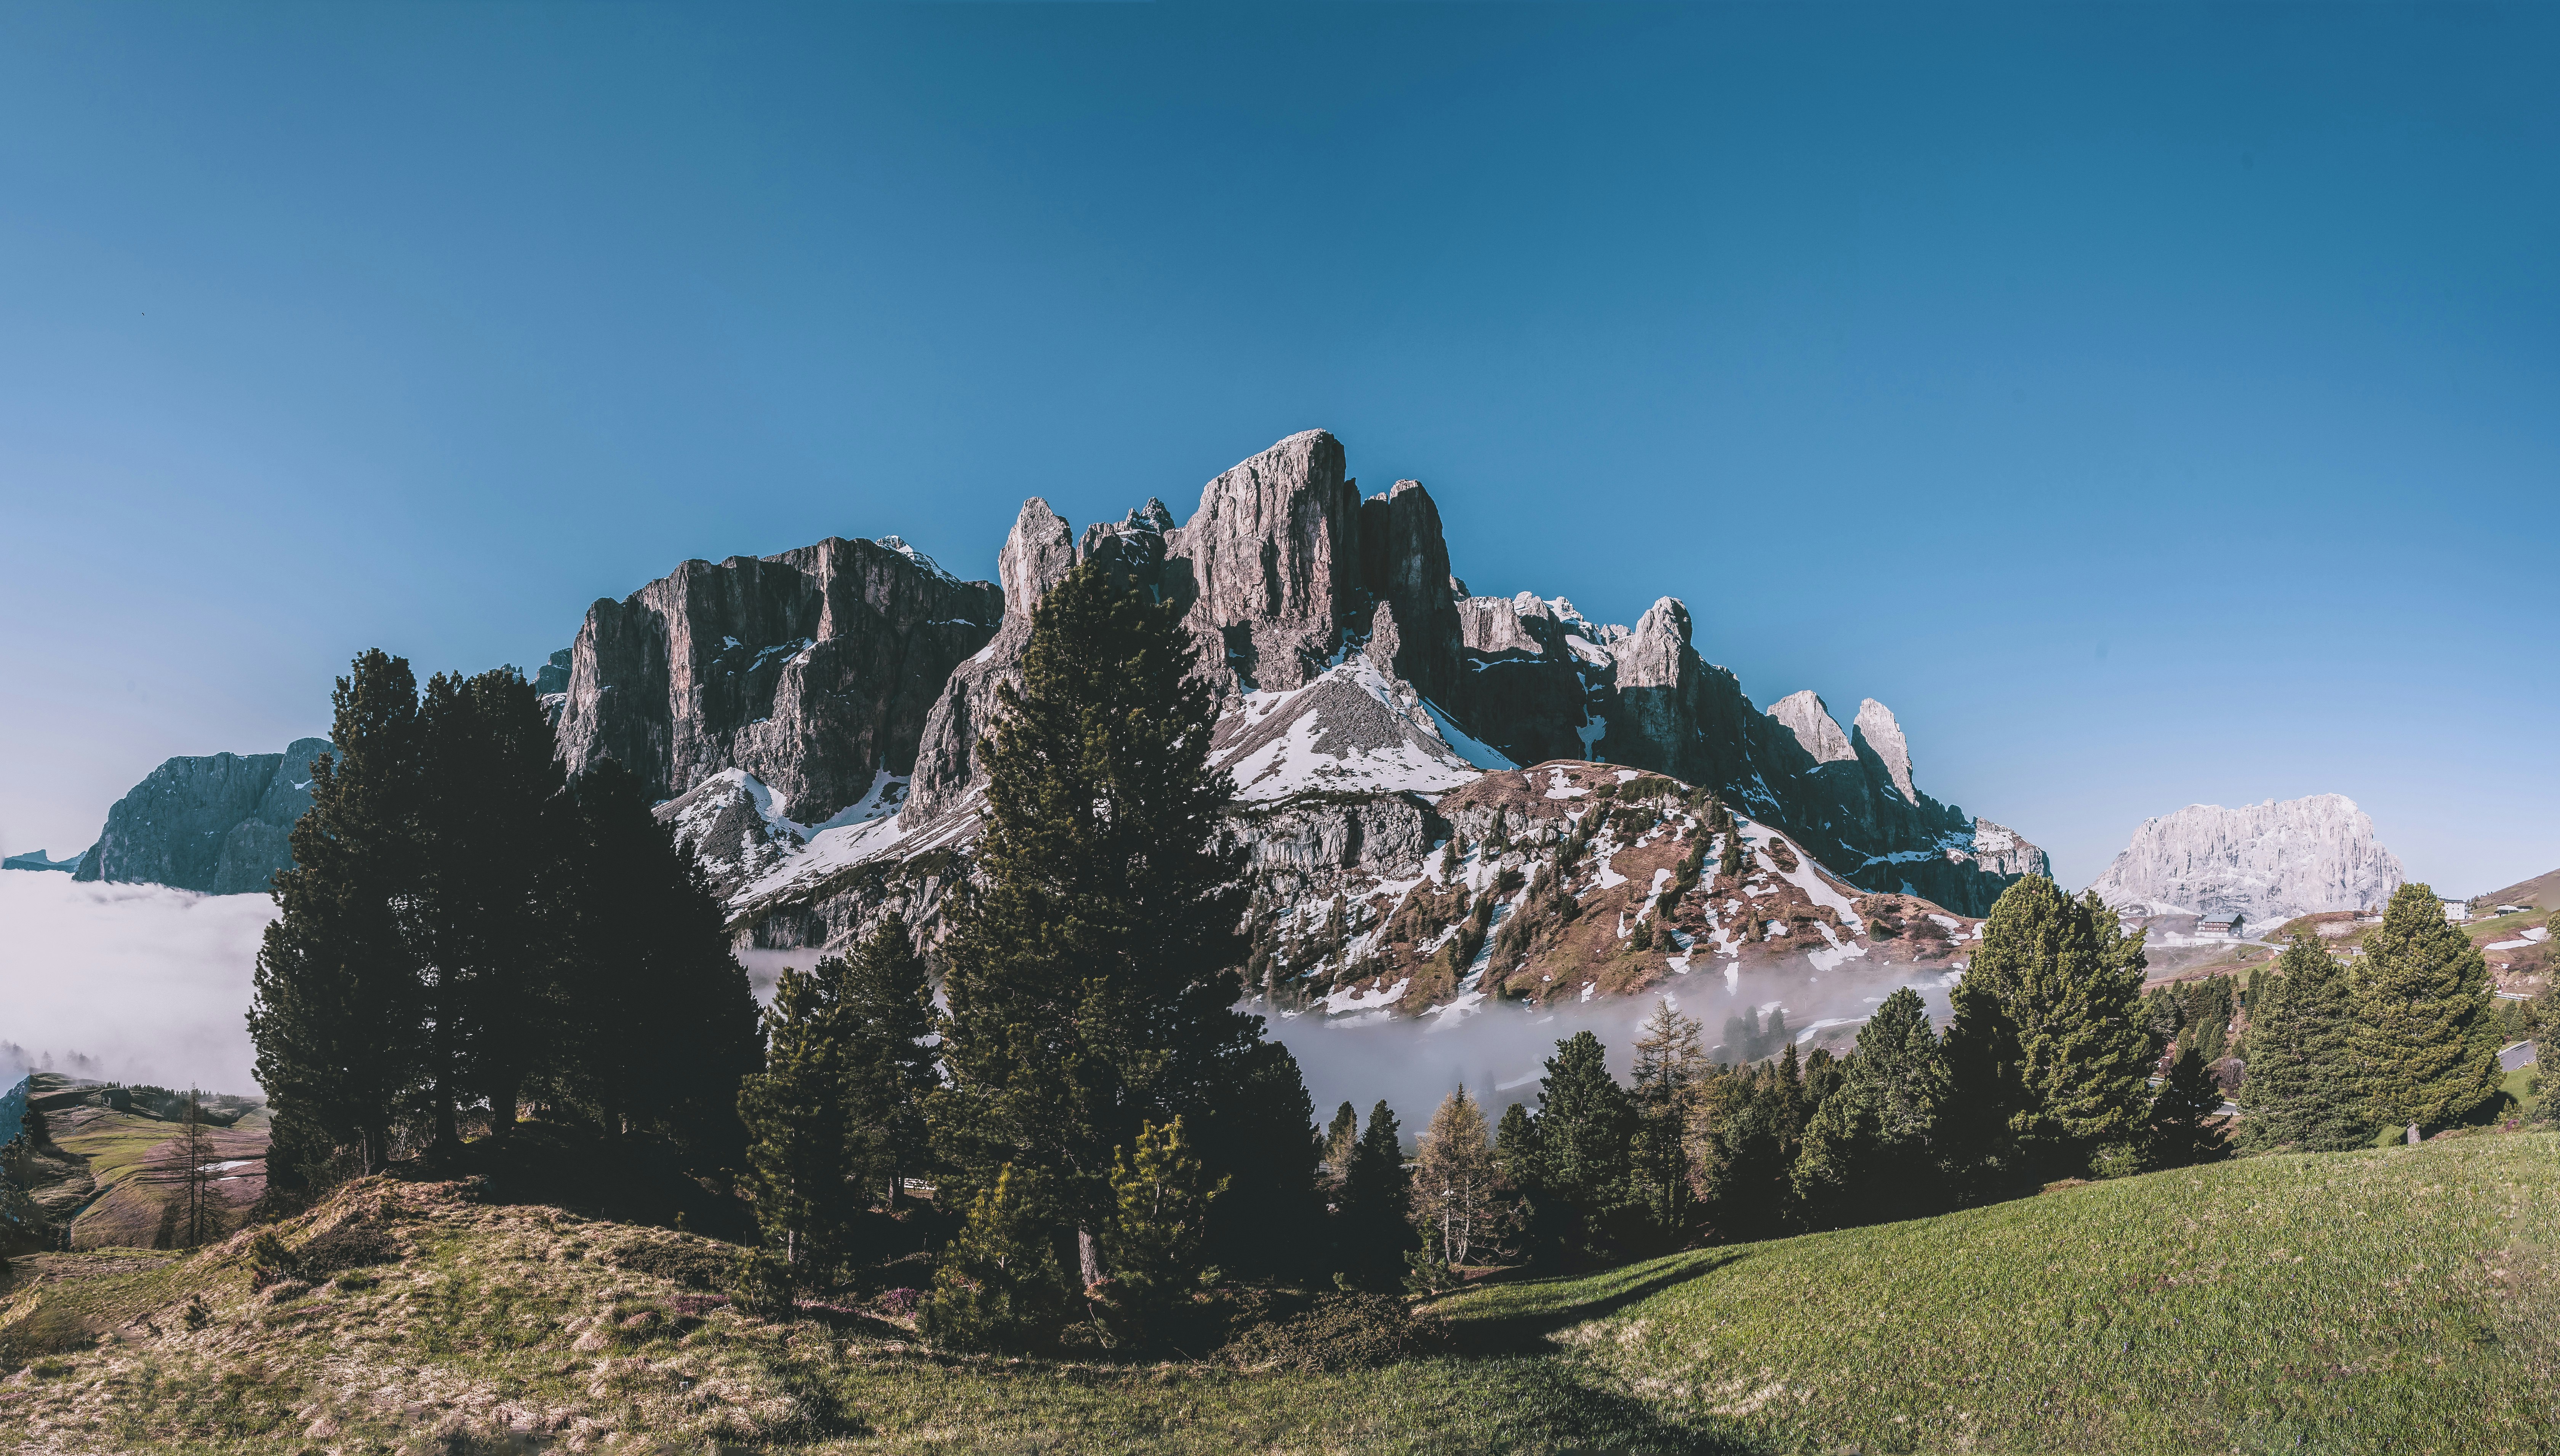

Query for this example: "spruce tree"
[407,667,570,1151]
[1792,986,1945,1226]
[2146,1047,2231,1169]
[1094,1117,1224,1346]
[1336,1100,1415,1286]
[737,954,861,1284]
[561,761,762,1164]
[2349,882,2501,1135]
[2239,937,2369,1152]
[838,922,937,1211]
[1533,1031,1635,1258]
[1943,877,2153,1185]
[250,650,426,1182]
[918,1164,1070,1352]
[933,563,1308,1291]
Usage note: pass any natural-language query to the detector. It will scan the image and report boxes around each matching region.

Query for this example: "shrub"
[611,1237,734,1290]
[1218,1293,1448,1372]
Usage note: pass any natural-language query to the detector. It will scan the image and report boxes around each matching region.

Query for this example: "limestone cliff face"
[2086,794,2404,927]
[901,500,1080,824]
[1162,429,1367,694]
[72,738,336,893]
[554,536,1000,823]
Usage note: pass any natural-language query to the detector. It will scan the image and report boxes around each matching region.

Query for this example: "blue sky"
[3,3,2553,893]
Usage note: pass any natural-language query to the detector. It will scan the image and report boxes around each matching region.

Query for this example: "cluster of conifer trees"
[248,652,762,1191]
[2240,887,2505,1149]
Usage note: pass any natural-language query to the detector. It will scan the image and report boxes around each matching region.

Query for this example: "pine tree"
[2350,882,2502,1135]
[1094,1117,1225,1346]
[1628,1001,1706,1246]
[918,1164,1070,1352]
[1792,986,1945,1226]
[1410,1088,1504,1270]
[1943,877,2154,1185]
[250,650,426,1183]
[1533,1031,1635,1259]
[1323,1100,1361,1199]
[561,761,762,1164]
[839,922,937,1212]
[407,667,571,1152]
[933,563,1307,1294]
[2240,937,2369,1152]
[1334,1100,1414,1287]
[738,952,862,1285]
[2146,1048,2231,1169]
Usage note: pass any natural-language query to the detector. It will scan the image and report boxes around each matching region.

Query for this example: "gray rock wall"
[72,738,335,894]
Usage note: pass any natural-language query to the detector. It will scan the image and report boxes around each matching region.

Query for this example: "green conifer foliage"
[1792,986,1946,1226]
[2239,937,2370,1152]
[838,922,937,1211]
[1333,1100,1415,1287]
[1943,877,2153,1184]
[1533,1031,1635,1257]
[561,761,762,1164]
[2350,882,2503,1133]
[1095,1117,1226,1345]
[251,650,426,1182]
[931,564,1309,1287]
[2146,1047,2232,1169]
[918,1164,1070,1352]
[737,954,861,1285]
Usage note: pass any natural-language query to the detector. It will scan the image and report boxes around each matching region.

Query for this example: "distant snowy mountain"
[71,738,335,894]
[2085,794,2405,930]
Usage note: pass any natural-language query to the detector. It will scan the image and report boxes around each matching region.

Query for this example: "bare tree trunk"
[1078,1227,1103,1288]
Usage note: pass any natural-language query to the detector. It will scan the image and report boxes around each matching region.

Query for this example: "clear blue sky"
[3,3,2553,893]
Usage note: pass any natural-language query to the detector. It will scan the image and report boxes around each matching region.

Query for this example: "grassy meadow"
[4,1131,2556,1453]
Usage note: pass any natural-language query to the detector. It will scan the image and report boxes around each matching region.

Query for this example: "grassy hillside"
[4,1133,2556,1453]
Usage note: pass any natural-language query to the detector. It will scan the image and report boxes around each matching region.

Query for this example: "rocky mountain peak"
[1770,690,1855,765]
[1162,428,1364,694]
[997,499,1076,619]
[1852,698,1917,802]
[2086,792,2406,928]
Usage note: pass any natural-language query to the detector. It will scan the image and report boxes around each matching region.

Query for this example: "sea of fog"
[2,888,1962,1130]
[0,873,277,1094]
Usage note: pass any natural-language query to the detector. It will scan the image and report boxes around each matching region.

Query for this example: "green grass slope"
[3,1133,2555,1453]
[1434,1132,2560,1454]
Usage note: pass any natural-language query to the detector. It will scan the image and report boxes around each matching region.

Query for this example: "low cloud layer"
[0,874,275,1094]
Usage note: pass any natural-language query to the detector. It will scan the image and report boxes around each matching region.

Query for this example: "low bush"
[1217,1292,1449,1373]
[610,1236,734,1290]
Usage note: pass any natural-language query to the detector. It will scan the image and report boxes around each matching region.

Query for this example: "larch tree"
[1943,877,2154,1184]
[2350,882,2502,1136]
[2239,937,2370,1152]
[1410,1088,1504,1270]
[1628,1000,1707,1246]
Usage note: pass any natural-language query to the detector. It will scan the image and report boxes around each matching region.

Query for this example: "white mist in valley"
[1258,957,1965,1133]
[0,873,277,1093]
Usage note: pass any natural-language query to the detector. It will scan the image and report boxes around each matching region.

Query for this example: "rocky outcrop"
[1354,481,1462,705]
[1162,430,1366,694]
[72,738,336,893]
[3,850,79,874]
[2086,794,2405,928]
[1770,690,1855,764]
[1853,698,1918,803]
[554,536,1000,824]
[902,500,1080,824]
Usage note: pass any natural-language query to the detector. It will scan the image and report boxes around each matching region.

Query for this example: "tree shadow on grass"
[1446,1248,1749,1355]
[1447,1352,1764,1455]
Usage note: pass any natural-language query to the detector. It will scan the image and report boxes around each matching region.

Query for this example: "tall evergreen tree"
[2349,882,2502,1135]
[562,761,762,1163]
[737,953,862,1283]
[1533,1031,1635,1259]
[1335,1100,1414,1286]
[1943,877,2153,1185]
[406,667,570,1152]
[838,922,937,1211]
[931,563,1312,1290]
[250,650,426,1183]
[2146,1047,2231,1169]
[2239,937,2369,1152]
[1793,986,1946,1226]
